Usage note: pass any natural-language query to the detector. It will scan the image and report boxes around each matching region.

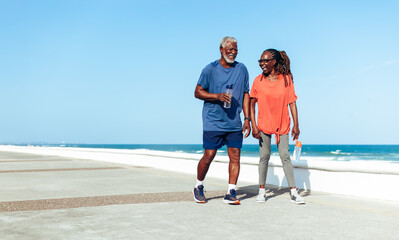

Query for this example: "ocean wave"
[330,150,351,155]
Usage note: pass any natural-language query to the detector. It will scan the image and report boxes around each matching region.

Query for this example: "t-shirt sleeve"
[197,66,211,90]
[244,66,249,93]
[287,76,297,103]
[250,77,258,99]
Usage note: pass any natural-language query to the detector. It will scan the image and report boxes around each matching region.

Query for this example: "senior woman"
[249,49,305,204]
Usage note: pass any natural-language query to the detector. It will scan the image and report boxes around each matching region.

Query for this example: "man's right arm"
[194,84,230,103]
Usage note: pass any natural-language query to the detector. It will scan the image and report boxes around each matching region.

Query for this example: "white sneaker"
[291,191,305,204]
[256,192,266,203]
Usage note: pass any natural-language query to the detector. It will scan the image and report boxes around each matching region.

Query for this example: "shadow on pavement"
[238,184,312,201]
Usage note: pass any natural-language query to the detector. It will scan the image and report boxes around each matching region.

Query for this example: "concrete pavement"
[0,151,398,240]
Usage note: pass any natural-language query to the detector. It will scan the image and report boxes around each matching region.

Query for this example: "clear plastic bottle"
[293,141,302,161]
[223,85,233,108]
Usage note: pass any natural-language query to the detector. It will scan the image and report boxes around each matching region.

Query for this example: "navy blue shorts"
[203,131,243,149]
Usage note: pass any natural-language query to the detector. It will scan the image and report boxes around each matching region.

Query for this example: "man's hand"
[218,93,231,103]
[242,120,251,138]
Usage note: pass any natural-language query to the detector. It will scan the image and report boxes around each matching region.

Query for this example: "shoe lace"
[198,186,205,196]
[230,189,237,198]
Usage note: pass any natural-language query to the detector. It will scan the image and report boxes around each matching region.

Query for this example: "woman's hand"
[252,125,260,139]
[291,125,300,141]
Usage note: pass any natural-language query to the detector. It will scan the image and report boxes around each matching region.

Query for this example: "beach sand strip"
[0,191,228,212]
[0,167,124,174]
[0,159,73,163]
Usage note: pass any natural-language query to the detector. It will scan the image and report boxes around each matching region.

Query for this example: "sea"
[14,144,399,163]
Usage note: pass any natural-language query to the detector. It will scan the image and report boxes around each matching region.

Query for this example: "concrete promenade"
[1,151,399,240]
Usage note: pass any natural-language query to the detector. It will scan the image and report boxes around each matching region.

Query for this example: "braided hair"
[263,49,293,87]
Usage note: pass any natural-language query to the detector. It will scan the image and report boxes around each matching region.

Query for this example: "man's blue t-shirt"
[197,60,249,132]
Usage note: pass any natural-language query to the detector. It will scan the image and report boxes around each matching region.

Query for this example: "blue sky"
[1,0,398,145]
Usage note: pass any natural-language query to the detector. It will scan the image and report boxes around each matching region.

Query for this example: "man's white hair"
[220,36,237,48]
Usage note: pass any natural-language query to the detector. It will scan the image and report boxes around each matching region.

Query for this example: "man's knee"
[228,148,241,163]
[202,150,216,163]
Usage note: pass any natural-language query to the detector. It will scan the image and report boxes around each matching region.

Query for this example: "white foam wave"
[330,150,352,155]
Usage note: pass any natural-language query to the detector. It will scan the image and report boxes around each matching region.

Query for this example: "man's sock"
[228,184,236,194]
[259,188,266,194]
[195,180,203,188]
[290,188,297,195]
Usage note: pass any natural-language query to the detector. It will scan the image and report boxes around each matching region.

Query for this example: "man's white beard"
[223,53,235,64]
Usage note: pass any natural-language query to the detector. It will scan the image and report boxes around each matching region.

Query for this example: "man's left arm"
[242,92,251,138]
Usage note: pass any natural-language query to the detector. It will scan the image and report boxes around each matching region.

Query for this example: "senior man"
[193,36,251,205]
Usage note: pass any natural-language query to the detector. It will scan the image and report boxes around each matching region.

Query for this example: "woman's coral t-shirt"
[250,74,297,144]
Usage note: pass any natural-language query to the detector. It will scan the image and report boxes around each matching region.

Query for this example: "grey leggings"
[258,133,296,188]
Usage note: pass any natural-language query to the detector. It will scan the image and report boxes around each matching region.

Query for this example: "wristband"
[244,117,251,121]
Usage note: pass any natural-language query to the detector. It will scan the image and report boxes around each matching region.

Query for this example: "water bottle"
[223,85,233,108]
[293,141,302,161]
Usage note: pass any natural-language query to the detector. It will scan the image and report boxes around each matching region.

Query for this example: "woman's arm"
[250,98,260,139]
[242,92,251,138]
[289,101,300,140]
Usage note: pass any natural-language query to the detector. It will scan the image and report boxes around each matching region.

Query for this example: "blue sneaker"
[223,189,240,205]
[193,185,206,203]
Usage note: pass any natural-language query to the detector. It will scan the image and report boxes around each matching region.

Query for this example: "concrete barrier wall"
[0,146,398,201]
